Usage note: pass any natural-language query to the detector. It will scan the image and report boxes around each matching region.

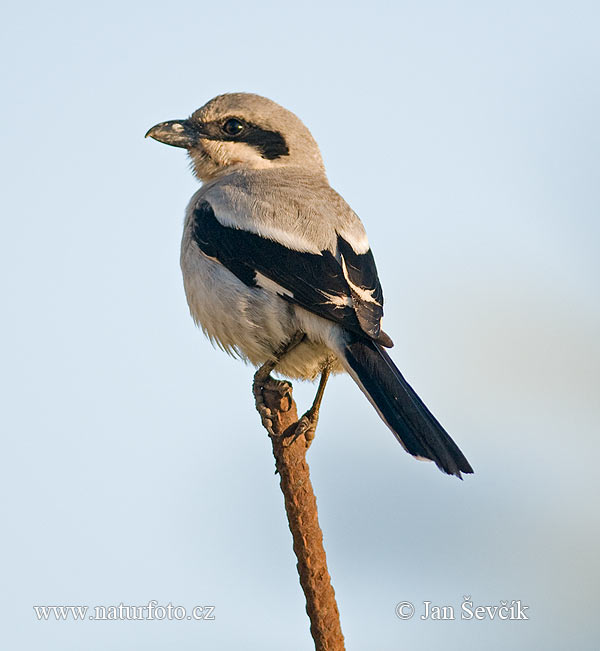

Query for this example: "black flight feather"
[343,337,474,478]
[192,200,385,343]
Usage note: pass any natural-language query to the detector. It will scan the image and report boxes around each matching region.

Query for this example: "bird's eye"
[222,118,245,136]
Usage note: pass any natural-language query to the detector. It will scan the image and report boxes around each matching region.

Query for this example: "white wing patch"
[319,290,353,308]
[340,255,382,305]
[255,271,294,297]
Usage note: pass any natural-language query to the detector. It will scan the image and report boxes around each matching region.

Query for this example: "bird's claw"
[254,375,293,437]
[294,411,318,447]
[256,404,274,436]
[265,377,292,396]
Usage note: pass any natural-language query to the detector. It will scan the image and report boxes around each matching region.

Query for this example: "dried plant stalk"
[261,380,345,651]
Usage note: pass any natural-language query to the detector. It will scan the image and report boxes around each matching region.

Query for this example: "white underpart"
[340,255,381,305]
[255,271,294,297]
[181,215,346,380]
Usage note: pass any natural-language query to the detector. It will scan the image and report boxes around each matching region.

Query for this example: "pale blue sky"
[2,2,599,650]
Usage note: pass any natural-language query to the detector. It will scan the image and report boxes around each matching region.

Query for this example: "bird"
[146,93,473,479]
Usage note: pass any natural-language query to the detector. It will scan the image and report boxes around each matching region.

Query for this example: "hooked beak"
[145,119,205,149]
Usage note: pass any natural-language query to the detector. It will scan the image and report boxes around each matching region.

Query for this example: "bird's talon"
[293,412,317,445]
[264,378,292,398]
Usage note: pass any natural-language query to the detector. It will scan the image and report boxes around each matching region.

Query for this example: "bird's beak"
[145,119,205,149]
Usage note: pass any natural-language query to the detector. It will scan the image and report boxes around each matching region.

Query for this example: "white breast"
[180,225,344,380]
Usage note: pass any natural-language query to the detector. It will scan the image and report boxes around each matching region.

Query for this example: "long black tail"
[341,338,473,478]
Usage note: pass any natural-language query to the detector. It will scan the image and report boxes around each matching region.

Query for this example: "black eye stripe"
[237,124,289,160]
[204,119,289,160]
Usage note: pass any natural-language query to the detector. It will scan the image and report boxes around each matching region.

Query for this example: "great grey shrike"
[146,93,473,478]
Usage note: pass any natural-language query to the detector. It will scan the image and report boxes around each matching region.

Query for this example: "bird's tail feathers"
[340,337,473,478]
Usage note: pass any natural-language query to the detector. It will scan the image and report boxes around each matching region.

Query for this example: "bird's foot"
[265,377,292,394]
[256,404,274,436]
[252,333,305,435]
[291,364,330,447]
[253,372,292,436]
[294,409,319,447]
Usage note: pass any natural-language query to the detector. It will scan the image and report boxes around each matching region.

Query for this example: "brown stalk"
[261,381,345,651]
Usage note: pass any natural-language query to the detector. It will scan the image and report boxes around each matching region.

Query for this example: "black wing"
[192,200,388,343]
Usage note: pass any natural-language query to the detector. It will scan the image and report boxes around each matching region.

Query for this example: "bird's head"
[146,93,325,182]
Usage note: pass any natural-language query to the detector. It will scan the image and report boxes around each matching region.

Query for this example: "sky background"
[2,1,599,649]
